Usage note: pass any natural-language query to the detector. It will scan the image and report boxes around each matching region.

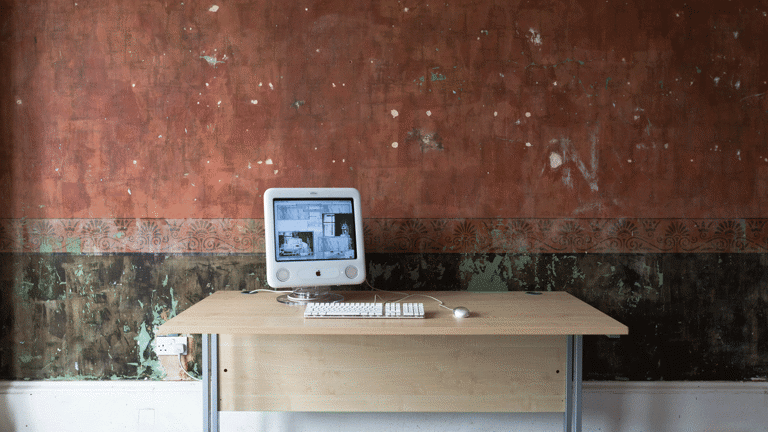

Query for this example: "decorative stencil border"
[0,218,766,254]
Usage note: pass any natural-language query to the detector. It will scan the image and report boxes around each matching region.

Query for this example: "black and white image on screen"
[274,199,357,262]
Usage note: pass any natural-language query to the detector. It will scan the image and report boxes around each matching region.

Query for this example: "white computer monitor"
[263,187,366,304]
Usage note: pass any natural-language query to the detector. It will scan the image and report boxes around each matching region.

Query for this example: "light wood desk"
[159,290,627,432]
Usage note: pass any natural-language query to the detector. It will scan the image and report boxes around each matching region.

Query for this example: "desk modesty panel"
[158,290,629,336]
[218,334,567,412]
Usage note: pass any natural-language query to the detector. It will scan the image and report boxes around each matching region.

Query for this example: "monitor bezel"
[263,187,366,290]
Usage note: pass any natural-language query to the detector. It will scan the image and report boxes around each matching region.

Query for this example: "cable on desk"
[241,288,294,294]
[364,280,453,311]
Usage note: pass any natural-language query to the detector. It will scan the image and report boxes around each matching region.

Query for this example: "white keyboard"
[304,302,425,319]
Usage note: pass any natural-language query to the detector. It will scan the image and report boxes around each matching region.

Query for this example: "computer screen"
[264,188,366,304]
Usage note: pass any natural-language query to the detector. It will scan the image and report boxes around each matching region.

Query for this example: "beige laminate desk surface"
[159,290,628,336]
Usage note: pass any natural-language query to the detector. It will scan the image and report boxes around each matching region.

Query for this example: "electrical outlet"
[155,336,188,356]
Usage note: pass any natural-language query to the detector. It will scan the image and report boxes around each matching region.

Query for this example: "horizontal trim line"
[0,218,765,254]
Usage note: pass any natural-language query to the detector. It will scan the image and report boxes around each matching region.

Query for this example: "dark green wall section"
[0,254,263,380]
[0,253,766,381]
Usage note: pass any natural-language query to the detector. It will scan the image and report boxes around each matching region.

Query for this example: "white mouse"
[453,306,470,318]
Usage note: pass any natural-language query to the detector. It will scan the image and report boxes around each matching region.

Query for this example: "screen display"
[273,198,357,262]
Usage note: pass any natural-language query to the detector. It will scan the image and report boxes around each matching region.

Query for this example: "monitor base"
[277,287,344,305]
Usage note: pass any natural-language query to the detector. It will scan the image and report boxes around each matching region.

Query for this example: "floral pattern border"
[0,218,766,254]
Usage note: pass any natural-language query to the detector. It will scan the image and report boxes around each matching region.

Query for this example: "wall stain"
[407,129,444,152]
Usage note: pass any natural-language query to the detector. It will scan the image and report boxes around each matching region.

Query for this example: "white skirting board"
[0,381,766,432]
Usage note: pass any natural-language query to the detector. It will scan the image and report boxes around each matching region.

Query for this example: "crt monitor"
[263,187,366,304]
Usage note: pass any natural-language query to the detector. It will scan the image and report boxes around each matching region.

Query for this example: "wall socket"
[155,336,188,356]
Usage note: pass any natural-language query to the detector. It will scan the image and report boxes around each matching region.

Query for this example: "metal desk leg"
[564,335,584,432]
[203,334,219,432]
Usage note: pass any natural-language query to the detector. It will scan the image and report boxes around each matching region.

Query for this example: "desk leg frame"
[564,335,583,432]
[203,334,219,432]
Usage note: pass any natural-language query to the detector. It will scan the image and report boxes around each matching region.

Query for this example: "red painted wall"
[1,0,766,219]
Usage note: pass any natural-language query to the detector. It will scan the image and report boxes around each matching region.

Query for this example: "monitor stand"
[277,286,344,305]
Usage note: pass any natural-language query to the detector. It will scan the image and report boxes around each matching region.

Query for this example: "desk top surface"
[159,290,628,336]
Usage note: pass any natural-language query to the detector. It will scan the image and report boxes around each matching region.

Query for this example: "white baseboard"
[0,381,766,432]
[0,381,200,432]
[584,382,768,432]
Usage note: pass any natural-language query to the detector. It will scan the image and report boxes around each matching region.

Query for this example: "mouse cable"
[364,280,453,311]
[241,288,294,294]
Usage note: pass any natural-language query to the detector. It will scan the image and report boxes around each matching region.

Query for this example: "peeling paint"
[407,129,443,152]
[133,323,165,379]
[528,28,543,46]
[550,128,599,192]
[430,71,446,81]
[550,152,563,168]
[459,255,508,292]
[200,54,225,67]
[65,238,81,254]
[368,262,399,281]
